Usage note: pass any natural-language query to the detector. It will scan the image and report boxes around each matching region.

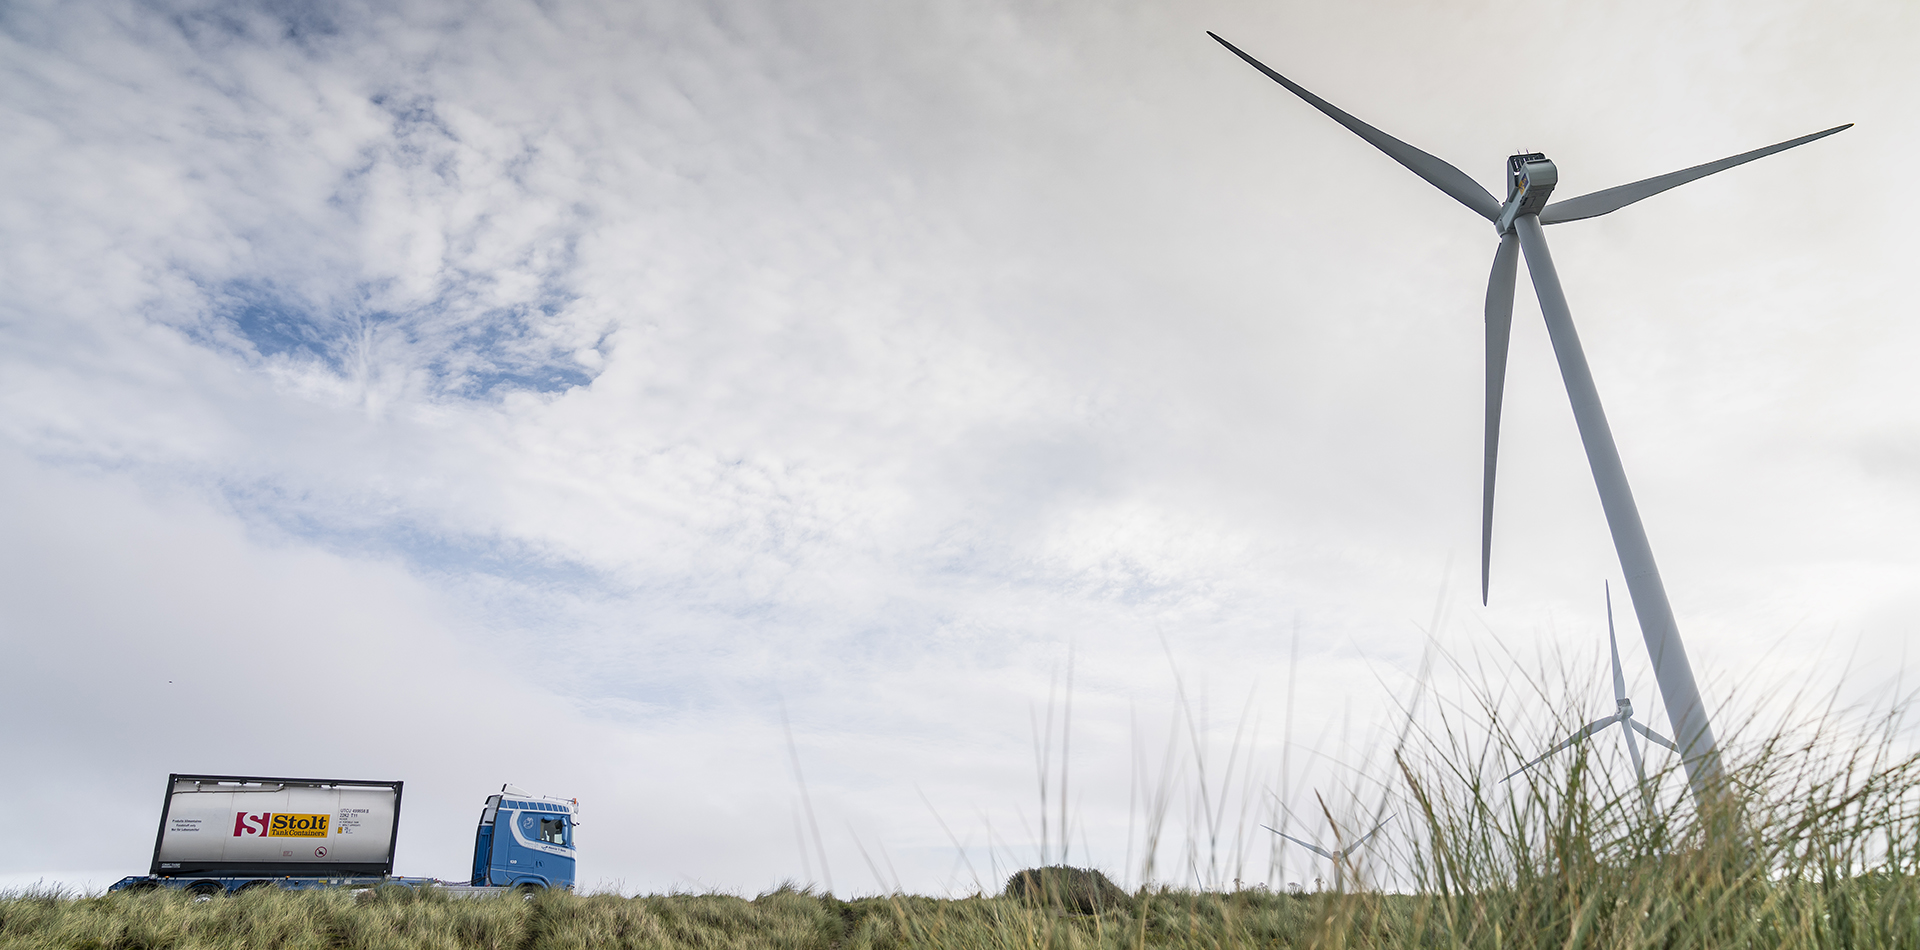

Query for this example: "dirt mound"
[1003,866,1130,914]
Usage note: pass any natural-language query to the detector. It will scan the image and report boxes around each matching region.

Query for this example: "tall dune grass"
[1387,672,1920,949]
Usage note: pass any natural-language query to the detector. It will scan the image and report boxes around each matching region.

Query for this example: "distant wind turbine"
[1504,582,1677,786]
[1208,31,1848,808]
[1263,808,1390,890]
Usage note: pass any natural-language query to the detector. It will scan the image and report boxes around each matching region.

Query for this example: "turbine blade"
[1501,753,1551,783]
[1607,582,1627,704]
[1621,716,1648,785]
[1631,719,1679,751]
[1292,837,1334,860]
[1574,716,1617,742]
[1262,825,1334,859]
[1502,717,1616,781]
[1207,32,1501,221]
[1349,817,1392,852]
[1540,124,1852,224]
[1481,233,1520,605]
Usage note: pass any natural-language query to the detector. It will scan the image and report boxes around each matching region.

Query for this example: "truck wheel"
[186,882,224,901]
[515,883,544,901]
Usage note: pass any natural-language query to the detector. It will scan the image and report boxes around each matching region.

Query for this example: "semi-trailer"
[107,774,578,896]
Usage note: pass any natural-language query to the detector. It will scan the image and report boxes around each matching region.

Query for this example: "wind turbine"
[1208,32,1848,806]
[1504,582,1677,787]
[1262,814,1390,891]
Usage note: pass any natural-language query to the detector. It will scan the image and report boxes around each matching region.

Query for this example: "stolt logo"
[232,812,331,838]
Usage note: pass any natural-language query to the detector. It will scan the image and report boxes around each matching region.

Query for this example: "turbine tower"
[1504,582,1677,788]
[1208,31,1847,805]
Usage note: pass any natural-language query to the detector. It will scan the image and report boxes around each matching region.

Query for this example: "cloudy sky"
[3,0,1916,895]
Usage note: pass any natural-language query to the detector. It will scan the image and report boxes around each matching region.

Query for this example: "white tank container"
[149,774,402,877]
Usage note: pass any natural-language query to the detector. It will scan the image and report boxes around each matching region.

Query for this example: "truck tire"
[186,882,224,901]
[515,883,544,901]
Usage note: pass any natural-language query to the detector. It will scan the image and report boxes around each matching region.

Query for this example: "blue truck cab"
[469,785,578,890]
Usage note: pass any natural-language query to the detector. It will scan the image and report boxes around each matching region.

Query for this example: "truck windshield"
[539,817,567,846]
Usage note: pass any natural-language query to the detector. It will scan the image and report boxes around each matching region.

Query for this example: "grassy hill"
[0,883,1415,950]
[4,865,1920,950]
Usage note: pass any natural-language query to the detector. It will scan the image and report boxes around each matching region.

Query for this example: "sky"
[3,0,1917,896]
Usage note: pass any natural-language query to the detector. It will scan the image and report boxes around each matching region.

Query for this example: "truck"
[107,774,578,897]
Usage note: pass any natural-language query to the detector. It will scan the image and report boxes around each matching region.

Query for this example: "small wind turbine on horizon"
[1207,31,1849,810]
[1504,583,1677,787]
[1263,805,1390,891]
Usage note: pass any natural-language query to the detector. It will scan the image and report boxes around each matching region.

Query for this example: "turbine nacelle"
[1497,153,1558,234]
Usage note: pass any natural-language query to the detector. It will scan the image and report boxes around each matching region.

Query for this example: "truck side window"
[540,817,566,845]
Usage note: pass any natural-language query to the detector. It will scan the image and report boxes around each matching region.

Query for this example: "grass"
[0,883,1354,950]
